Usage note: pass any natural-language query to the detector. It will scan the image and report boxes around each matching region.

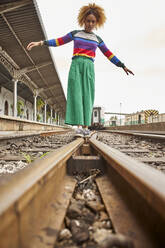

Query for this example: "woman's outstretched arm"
[27,32,74,51]
[123,67,134,75]
[27,41,43,51]
[98,38,134,75]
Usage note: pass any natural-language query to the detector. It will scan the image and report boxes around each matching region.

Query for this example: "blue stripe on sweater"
[47,39,56,47]
[110,56,120,64]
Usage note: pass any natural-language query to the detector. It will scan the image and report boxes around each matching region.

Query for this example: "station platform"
[0,129,71,141]
[0,115,70,132]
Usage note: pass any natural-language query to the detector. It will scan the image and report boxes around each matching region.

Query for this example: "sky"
[36,0,165,116]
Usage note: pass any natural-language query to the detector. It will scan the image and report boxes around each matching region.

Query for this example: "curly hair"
[78,3,106,28]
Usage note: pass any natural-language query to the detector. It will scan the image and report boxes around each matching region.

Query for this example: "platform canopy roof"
[0,0,66,114]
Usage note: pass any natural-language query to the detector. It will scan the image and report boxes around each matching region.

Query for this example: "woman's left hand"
[123,67,134,75]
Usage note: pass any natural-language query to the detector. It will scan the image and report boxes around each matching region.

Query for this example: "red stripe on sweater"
[58,38,64,45]
[73,48,95,57]
[104,50,113,58]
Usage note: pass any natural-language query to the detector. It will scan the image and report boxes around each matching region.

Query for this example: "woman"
[27,3,134,136]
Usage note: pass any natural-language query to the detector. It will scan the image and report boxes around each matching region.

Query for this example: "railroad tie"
[67,155,105,175]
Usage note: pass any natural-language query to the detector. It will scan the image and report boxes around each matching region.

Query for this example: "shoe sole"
[84,134,91,138]
[75,134,84,137]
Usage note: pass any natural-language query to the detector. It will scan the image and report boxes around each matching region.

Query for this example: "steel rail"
[89,134,165,247]
[102,129,165,140]
[0,129,71,143]
[132,132,165,140]
[104,129,165,135]
[90,134,165,219]
[118,130,165,135]
[0,138,84,248]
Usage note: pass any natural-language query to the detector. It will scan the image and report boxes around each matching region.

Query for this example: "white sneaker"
[75,128,84,137]
[83,129,91,136]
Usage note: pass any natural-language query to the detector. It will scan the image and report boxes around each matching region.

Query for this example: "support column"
[58,113,60,125]
[62,113,65,125]
[33,90,38,122]
[44,101,47,123]
[61,114,64,125]
[54,112,57,125]
[50,107,52,124]
[13,79,18,117]
[33,95,37,121]
[56,112,59,125]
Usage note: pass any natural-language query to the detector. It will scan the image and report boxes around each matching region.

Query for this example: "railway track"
[98,131,165,174]
[0,133,165,248]
[103,129,165,141]
[0,130,73,176]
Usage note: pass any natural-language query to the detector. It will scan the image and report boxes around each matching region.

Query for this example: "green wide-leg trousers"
[65,57,95,126]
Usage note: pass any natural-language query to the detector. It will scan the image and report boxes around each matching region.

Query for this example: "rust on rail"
[89,134,165,248]
[0,138,84,248]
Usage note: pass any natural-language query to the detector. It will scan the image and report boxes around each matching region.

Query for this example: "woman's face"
[84,14,97,33]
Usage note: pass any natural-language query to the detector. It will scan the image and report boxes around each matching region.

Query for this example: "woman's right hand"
[26,41,43,51]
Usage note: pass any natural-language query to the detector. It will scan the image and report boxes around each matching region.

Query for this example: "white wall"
[0,87,13,116]
[148,114,165,123]
[0,86,34,120]
[0,86,62,124]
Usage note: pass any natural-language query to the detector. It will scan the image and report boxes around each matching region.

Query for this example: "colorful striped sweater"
[44,30,125,68]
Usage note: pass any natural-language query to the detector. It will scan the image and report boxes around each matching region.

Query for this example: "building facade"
[125,110,160,125]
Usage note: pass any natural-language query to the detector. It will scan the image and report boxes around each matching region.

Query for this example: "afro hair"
[78,3,106,28]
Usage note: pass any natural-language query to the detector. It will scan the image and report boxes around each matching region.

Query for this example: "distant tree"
[36,97,44,121]
[37,113,41,121]
[37,98,44,112]
[17,100,24,117]
[46,111,51,122]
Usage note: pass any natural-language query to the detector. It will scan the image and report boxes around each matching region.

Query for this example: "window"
[94,111,97,117]
[26,109,29,120]
[4,100,9,115]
